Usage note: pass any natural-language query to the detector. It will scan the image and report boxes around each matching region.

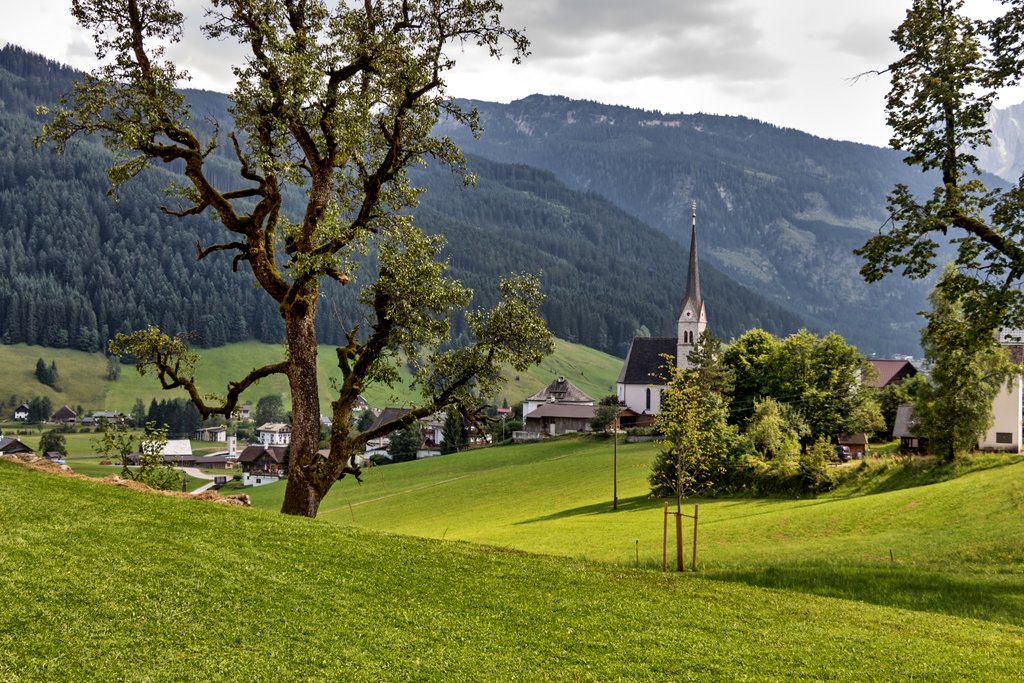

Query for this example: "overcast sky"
[1,0,1019,148]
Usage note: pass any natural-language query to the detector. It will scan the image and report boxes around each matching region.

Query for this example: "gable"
[618,336,676,385]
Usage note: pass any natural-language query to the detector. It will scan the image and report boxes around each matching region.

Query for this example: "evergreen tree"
[388,427,421,463]
[440,409,467,454]
[38,430,67,458]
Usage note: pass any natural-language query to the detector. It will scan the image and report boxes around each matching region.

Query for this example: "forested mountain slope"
[0,45,803,357]
[441,95,965,355]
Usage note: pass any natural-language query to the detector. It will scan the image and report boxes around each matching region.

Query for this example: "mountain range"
[0,44,971,359]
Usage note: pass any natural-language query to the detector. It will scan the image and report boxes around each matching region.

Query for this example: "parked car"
[835,445,852,462]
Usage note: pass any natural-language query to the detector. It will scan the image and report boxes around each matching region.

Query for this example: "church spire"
[676,200,707,369]
[681,200,702,314]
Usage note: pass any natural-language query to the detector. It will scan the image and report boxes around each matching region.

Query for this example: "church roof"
[526,376,592,404]
[617,337,676,385]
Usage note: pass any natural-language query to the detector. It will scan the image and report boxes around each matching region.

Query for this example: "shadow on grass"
[514,495,661,523]
[704,561,1024,626]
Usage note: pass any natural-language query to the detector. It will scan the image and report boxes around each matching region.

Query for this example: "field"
[2,457,1022,680]
[242,436,1024,629]
[0,338,621,416]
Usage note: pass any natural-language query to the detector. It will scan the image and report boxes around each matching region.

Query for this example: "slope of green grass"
[1,460,1022,681]
[259,437,1024,627]
[1,338,621,414]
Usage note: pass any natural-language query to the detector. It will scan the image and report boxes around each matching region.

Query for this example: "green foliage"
[798,439,837,495]
[37,430,67,458]
[34,357,62,391]
[588,401,620,433]
[95,421,178,490]
[388,426,421,463]
[746,397,801,461]
[254,394,286,427]
[440,409,467,455]
[857,0,1024,340]
[104,355,121,381]
[651,369,735,499]
[26,396,52,424]
[723,328,880,442]
[913,268,1015,461]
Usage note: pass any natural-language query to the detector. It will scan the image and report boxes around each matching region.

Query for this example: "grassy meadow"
[0,338,621,416]
[239,436,1024,630]
[2,458,1023,680]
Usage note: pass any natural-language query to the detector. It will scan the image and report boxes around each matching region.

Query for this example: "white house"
[12,403,28,421]
[256,423,292,446]
[978,332,1024,452]
[617,201,707,426]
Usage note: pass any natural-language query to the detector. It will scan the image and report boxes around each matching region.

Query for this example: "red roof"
[867,360,918,388]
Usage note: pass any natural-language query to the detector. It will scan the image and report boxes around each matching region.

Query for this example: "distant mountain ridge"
[978,101,1024,183]
[0,45,803,358]
[440,95,953,355]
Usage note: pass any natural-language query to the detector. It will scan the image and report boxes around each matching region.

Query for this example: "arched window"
[645,387,651,411]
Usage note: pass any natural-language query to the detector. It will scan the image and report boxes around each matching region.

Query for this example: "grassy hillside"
[2,460,1021,680]
[242,437,1024,628]
[0,338,621,415]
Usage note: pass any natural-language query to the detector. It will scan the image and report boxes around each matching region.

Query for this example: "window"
[996,432,1013,444]
[645,388,651,411]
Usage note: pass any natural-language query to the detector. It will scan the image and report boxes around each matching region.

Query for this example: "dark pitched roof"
[368,407,412,432]
[15,403,29,412]
[237,445,287,464]
[525,376,592,404]
[617,337,676,385]
[867,360,919,388]
[838,432,868,446]
[0,437,33,455]
[52,405,77,421]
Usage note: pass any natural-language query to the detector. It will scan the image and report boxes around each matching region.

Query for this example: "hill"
[2,459,1020,680]
[240,437,1024,627]
[0,45,803,360]
[0,338,622,416]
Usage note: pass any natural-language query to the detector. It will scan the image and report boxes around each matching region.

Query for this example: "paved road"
[179,466,220,495]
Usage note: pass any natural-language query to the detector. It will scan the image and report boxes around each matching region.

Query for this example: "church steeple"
[677,200,707,369]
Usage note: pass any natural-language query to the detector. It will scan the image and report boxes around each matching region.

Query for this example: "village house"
[0,437,33,457]
[867,359,919,389]
[52,405,77,424]
[523,403,595,437]
[81,411,127,427]
[238,444,287,486]
[978,332,1024,453]
[194,425,228,442]
[12,403,29,421]
[363,408,449,459]
[256,423,292,446]
[617,201,706,427]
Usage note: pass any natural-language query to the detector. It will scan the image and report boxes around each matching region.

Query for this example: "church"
[616,201,707,426]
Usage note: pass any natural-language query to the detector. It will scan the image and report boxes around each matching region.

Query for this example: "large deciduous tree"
[857,0,1024,337]
[41,0,552,517]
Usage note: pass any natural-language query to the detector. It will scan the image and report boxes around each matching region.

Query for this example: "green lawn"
[1,338,621,415]
[236,436,1024,628]
[1,460,1021,680]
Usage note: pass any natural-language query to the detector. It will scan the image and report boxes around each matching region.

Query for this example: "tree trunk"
[280,303,326,517]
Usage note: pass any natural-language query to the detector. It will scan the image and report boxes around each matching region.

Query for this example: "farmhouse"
[867,359,919,388]
[524,403,595,437]
[256,423,292,446]
[238,444,287,486]
[52,405,77,424]
[617,201,706,426]
[978,332,1024,452]
[521,376,593,421]
[12,403,28,421]
[893,404,926,454]
[0,437,33,456]
[194,426,228,442]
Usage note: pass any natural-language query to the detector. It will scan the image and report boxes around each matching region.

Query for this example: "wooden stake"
[691,504,699,572]
[662,503,668,572]
[675,511,684,572]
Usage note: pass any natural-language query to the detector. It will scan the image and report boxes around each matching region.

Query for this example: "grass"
[1,459,1022,680]
[1,338,622,414]
[234,436,1024,629]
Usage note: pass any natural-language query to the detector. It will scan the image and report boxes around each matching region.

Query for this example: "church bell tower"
[677,200,707,369]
